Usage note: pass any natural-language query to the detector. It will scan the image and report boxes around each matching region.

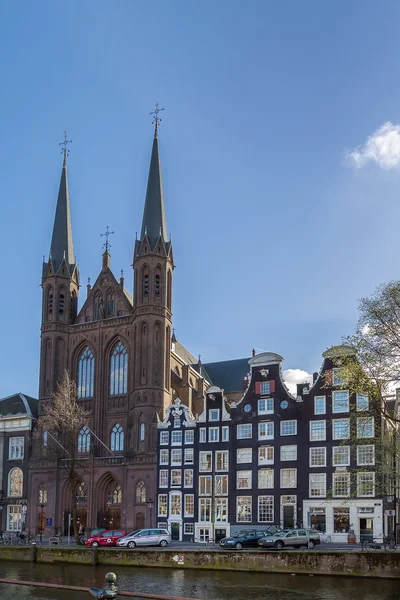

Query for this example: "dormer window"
[59,294,65,314]
[209,409,220,421]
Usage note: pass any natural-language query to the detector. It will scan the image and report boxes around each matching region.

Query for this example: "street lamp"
[146,498,154,527]
[21,502,27,533]
[39,503,44,545]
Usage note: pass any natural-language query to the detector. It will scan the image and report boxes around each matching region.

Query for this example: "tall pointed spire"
[49,156,75,270]
[140,106,167,248]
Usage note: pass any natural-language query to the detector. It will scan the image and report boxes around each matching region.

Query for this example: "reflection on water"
[0,561,399,600]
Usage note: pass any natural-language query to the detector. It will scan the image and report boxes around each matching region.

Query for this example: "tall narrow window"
[136,481,146,503]
[111,423,124,452]
[143,274,149,297]
[75,482,87,505]
[140,423,145,441]
[48,289,53,315]
[39,484,47,504]
[155,274,160,296]
[110,341,128,395]
[58,293,65,315]
[107,482,122,504]
[77,346,94,398]
[70,291,77,320]
[8,468,23,496]
[77,426,91,454]
[167,270,172,310]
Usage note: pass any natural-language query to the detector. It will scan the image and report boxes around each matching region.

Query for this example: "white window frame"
[258,398,274,415]
[280,445,297,461]
[237,424,252,439]
[158,494,168,516]
[258,468,274,489]
[280,420,297,436]
[184,469,193,488]
[237,448,252,464]
[314,396,326,415]
[184,494,194,517]
[184,429,194,444]
[258,446,274,465]
[357,417,375,439]
[260,381,271,396]
[7,505,22,532]
[160,431,169,445]
[170,492,182,517]
[174,418,181,428]
[309,473,326,498]
[332,472,350,498]
[309,446,326,467]
[159,469,168,488]
[357,444,375,466]
[184,448,194,465]
[209,409,220,422]
[9,437,24,460]
[237,470,252,490]
[280,468,297,489]
[310,420,326,441]
[199,475,212,495]
[199,428,206,443]
[215,474,229,495]
[199,451,212,472]
[258,495,274,523]
[332,446,350,467]
[208,427,219,443]
[236,496,252,522]
[259,421,274,440]
[215,497,228,522]
[222,426,229,442]
[159,449,169,465]
[356,394,369,412]
[332,418,350,440]
[171,430,182,446]
[215,450,229,472]
[171,449,182,465]
[199,497,212,522]
[357,472,375,497]
[171,469,182,487]
[184,523,194,535]
[332,390,350,414]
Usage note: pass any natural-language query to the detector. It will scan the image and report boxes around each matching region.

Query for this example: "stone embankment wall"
[0,547,400,578]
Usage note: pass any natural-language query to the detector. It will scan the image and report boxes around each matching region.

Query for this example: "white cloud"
[283,368,313,395]
[348,121,400,170]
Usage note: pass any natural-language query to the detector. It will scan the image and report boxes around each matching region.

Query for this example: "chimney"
[313,372,318,383]
[252,348,256,357]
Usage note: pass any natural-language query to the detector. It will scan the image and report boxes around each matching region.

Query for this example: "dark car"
[258,528,320,549]
[219,526,280,550]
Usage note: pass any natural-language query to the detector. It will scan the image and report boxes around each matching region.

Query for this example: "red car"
[85,529,127,547]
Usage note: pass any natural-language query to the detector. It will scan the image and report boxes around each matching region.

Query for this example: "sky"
[2,0,400,398]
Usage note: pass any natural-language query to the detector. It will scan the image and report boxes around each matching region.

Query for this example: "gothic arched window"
[167,270,172,310]
[8,467,23,497]
[143,274,149,297]
[136,481,146,504]
[39,484,47,504]
[140,423,145,441]
[155,273,160,296]
[59,292,65,315]
[77,346,94,398]
[47,287,53,316]
[110,342,128,395]
[77,426,91,454]
[107,482,122,505]
[75,482,87,505]
[111,423,124,452]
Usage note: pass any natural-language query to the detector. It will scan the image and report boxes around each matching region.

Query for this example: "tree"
[40,370,89,540]
[328,282,400,521]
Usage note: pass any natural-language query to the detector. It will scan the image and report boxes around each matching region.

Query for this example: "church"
[26,118,226,535]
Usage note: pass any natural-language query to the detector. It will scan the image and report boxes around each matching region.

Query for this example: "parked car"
[219,526,280,550]
[80,528,106,545]
[116,528,171,548]
[258,528,320,550]
[84,529,127,547]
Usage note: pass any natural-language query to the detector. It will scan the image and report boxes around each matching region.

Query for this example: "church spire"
[139,104,167,248]
[49,132,75,271]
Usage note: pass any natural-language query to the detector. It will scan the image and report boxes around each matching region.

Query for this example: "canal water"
[0,562,399,600]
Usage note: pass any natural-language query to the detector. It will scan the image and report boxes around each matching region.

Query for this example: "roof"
[203,357,251,393]
[140,133,167,248]
[0,393,38,418]
[123,289,133,305]
[49,158,75,271]
[173,340,197,365]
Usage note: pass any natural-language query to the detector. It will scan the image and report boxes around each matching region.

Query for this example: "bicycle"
[319,533,332,544]
[363,537,397,552]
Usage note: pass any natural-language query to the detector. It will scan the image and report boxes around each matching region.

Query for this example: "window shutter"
[325,370,333,386]
[269,380,276,393]
[255,382,261,394]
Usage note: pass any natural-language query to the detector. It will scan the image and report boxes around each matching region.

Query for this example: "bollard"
[30,541,37,563]
[91,546,98,566]
[88,572,118,599]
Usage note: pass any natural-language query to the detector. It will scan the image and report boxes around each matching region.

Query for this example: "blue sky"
[2,0,400,397]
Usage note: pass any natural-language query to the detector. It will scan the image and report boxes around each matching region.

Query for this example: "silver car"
[116,528,171,549]
[258,528,320,549]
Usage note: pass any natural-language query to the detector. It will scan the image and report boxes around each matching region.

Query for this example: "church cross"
[59,130,72,158]
[101,225,115,252]
[150,102,165,135]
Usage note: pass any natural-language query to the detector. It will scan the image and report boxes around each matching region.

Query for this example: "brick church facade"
[27,123,207,535]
